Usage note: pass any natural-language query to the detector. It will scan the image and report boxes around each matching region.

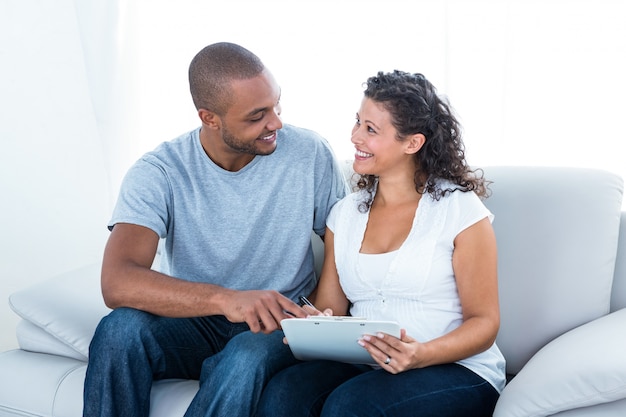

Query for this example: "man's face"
[219,69,283,156]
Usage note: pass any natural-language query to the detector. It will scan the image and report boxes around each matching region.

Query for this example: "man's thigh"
[120,311,248,380]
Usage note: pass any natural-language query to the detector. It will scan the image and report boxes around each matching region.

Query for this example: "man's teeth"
[356,150,373,158]
[260,133,274,141]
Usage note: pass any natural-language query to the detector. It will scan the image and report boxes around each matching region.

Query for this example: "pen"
[299,296,315,308]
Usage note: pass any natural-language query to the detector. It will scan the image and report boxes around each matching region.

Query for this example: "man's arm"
[101,223,307,333]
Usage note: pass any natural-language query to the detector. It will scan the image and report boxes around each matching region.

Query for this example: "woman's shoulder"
[328,190,367,226]
[333,191,363,212]
[430,178,482,203]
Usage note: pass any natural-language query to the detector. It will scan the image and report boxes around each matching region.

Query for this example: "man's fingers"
[231,290,307,333]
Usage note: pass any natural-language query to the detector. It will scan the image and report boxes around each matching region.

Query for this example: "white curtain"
[111,0,626,182]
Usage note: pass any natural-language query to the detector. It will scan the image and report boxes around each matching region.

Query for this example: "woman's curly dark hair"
[356,70,490,212]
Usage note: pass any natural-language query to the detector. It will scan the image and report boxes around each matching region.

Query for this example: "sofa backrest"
[482,166,624,375]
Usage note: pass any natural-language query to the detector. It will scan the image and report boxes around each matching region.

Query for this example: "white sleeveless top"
[327,183,506,392]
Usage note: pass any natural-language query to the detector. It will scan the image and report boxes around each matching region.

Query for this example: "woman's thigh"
[321,363,499,417]
[257,360,370,417]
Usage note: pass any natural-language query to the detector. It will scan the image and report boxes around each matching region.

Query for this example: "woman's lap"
[257,361,498,417]
[256,360,369,417]
[322,363,499,417]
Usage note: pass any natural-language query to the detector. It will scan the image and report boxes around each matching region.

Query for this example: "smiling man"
[83,42,347,417]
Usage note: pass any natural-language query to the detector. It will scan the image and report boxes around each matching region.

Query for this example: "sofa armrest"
[8,263,110,359]
[493,308,626,417]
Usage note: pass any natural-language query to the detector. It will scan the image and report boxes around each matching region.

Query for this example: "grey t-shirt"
[109,124,347,301]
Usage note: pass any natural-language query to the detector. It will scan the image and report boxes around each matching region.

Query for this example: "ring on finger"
[384,356,391,365]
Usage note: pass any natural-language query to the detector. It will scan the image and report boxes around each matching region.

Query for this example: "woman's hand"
[358,329,425,374]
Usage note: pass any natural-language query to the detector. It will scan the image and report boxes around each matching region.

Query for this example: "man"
[83,42,347,417]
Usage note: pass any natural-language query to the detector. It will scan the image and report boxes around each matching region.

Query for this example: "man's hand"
[223,290,308,333]
[301,304,333,317]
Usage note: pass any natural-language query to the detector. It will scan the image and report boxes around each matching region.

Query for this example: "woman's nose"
[350,125,361,145]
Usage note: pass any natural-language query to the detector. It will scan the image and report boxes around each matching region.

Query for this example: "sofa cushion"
[483,166,623,375]
[8,262,110,360]
[0,349,87,417]
[16,319,88,361]
[493,308,626,417]
[0,349,199,417]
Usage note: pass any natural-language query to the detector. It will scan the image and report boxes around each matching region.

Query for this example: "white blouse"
[326,182,506,392]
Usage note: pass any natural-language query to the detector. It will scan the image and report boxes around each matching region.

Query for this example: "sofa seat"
[0,349,198,417]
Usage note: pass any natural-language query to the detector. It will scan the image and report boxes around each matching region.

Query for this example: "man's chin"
[255,142,277,156]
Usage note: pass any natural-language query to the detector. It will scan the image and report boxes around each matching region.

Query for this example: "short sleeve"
[108,158,172,238]
[326,198,340,233]
[312,139,348,237]
[454,190,494,236]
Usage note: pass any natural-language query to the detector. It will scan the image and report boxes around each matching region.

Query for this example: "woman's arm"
[308,228,351,316]
[422,216,500,363]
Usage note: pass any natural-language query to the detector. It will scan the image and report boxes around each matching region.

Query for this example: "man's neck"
[199,128,255,172]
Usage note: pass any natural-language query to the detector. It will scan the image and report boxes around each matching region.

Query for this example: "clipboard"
[281,316,401,365]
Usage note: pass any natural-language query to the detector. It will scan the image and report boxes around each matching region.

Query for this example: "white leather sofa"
[1,165,625,417]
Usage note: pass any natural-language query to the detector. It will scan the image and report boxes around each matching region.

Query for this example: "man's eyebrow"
[245,107,266,118]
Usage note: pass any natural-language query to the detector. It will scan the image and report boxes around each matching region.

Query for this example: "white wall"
[0,1,113,350]
[1,0,625,351]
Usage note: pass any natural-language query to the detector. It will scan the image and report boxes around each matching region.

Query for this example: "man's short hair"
[189,42,265,115]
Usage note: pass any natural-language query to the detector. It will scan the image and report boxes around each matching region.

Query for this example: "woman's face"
[351,97,412,176]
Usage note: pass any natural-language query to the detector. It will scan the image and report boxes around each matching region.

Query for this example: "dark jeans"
[83,307,298,417]
[256,360,499,417]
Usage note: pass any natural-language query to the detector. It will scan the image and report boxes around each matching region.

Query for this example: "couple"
[83,42,505,417]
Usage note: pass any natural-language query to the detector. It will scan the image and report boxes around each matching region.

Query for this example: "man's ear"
[198,109,221,130]
[405,133,426,155]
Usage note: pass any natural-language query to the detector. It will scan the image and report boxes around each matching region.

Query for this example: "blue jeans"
[83,307,298,417]
[256,360,499,417]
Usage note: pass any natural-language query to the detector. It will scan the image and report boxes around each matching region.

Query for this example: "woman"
[257,71,506,417]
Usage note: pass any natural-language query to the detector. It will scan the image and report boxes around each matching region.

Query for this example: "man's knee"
[225,331,289,362]
[202,330,294,379]
[91,307,154,349]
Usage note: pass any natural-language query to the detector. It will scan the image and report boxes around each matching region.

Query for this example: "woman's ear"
[405,133,426,155]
